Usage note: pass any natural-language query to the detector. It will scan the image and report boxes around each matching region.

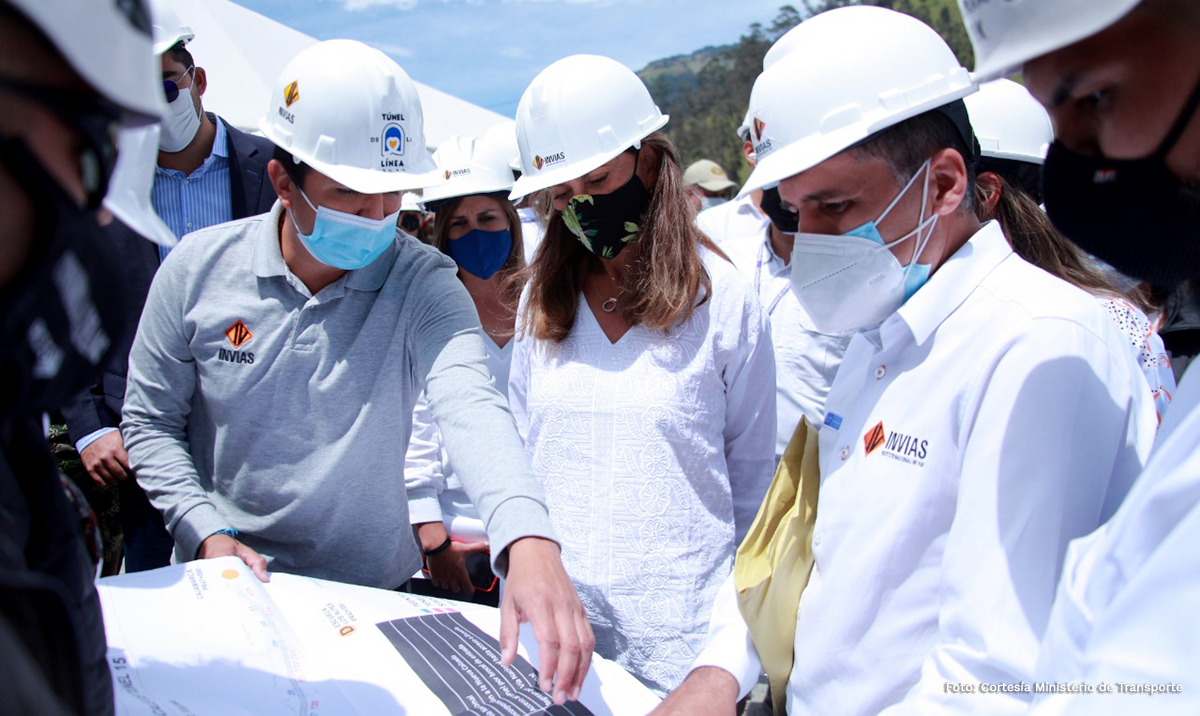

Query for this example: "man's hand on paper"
[417,522,488,594]
[198,533,270,582]
[649,666,739,716]
[499,536,594,705]
[80,431,132,487]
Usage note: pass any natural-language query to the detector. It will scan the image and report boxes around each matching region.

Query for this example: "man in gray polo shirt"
[121,39,593,703]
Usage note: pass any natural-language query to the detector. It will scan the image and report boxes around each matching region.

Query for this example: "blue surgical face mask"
[444,227,513,280]
[289,187,401,270]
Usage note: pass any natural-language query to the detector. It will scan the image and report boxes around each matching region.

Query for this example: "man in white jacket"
[654,7,1156,715]
[957,0,1200,711]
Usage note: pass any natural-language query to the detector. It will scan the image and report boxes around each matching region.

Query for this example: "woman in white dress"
[405,135,525,606]
[506,55,777,694]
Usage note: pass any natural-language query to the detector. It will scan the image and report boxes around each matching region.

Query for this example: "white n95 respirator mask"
[159,67,201,153]
[788,159,937,335]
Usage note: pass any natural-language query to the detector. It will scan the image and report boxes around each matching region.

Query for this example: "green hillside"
[639,46,733,84]
[637,1,974,184]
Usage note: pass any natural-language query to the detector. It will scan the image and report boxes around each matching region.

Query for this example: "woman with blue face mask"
[405,135,525,607]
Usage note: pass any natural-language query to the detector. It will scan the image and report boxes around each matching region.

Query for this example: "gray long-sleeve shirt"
[121,201,555,588]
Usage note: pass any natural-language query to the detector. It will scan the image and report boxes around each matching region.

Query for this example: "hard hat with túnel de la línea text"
[965,79,1052,165]
[738,6,976,200]
[421,134,515,207]
[259,39,438,194]
[509,54,669,201]
[148,0,194,55]
[7,0,162,126]
[958,0,1141,82]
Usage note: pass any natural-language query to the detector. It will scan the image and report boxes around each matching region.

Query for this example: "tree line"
[639,0,974,184]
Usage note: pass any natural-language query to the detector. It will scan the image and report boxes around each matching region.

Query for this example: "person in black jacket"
[61,5,277,572]
[0,0,165,713]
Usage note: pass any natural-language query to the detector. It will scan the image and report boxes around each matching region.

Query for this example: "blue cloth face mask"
[289,187,401,270]
[444,227,513,280]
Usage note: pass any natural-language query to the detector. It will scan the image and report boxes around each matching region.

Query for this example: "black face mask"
[562,150,650,260]
[1043,80,1200,286]
[760,186,798,233]
[0,136,132,419]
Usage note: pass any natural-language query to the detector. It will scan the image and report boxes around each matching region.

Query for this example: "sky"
[235,0,791,118]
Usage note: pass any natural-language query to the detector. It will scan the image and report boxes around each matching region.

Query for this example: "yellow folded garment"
[734,417,821,715]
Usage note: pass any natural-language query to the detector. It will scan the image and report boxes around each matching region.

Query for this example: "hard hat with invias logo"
[510,54,668,200]
[259,39,438,194]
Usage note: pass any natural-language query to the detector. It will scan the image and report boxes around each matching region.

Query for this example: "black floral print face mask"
[562,153,651,260]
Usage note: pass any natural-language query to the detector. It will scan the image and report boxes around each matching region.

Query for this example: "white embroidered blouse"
[509,249,777,694]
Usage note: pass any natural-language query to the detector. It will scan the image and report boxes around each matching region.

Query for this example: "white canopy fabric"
[168,0,514,149]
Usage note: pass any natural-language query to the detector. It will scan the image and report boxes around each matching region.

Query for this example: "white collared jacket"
[694,221,1156,715]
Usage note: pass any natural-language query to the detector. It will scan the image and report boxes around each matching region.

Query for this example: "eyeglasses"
[0,76,121,211]
[162,66,195,103]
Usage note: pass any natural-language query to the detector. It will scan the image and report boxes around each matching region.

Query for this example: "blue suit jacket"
[61,115,278,444]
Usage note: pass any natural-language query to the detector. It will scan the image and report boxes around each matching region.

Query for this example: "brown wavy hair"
[432,193,526,309]
[518,132,722,343]
[975,172,1160,315]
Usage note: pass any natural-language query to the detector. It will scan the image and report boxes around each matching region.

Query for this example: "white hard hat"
[965,79,1052,165]
[422,135,515,206]
[400,192,424,213]
[7,0,161,125]
[740,6,975,198]
[103,125,177,247]
[762,21,808,69]
[148,0,194,56]
[259,39,438,194]
[749,21,808,146]
[959,0,1141,81]
[510,54,669,200]
[737,108,753,142]
[481,122,522,172]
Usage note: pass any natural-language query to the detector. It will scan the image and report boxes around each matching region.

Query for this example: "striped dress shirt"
[152,118,233,261]
[76,120,235,454]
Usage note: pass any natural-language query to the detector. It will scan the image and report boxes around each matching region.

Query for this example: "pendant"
[602,297,618,313]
